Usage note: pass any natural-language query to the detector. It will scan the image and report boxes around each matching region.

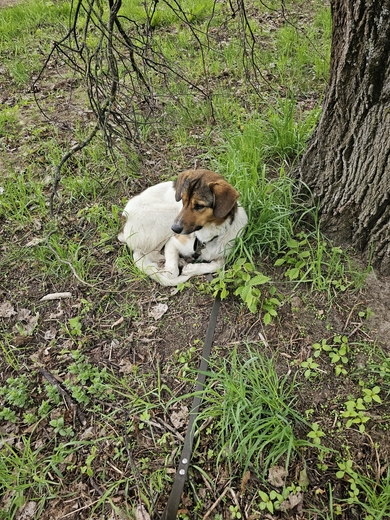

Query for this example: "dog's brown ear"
[174,171,191,201]
[209,181,239,218]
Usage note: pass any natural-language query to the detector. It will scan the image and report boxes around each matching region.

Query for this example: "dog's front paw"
[181,263,198,275]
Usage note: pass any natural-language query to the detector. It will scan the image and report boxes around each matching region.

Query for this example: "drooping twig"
[49,123,100,214]
[36,0,317,208]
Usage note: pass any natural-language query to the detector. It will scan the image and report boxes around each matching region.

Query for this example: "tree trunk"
[299,0,390,272]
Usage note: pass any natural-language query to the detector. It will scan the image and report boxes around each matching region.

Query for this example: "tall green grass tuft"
[200,344,309,477]
[210,101,319,258]
[0,436,59,517]
[264,98,320,161]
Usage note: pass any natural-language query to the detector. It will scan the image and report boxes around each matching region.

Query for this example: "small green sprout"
[81,446,97,477]
[362,386,382,404]
[301,357,320,379]
[68,316,82,336]
[49,416,74,437]
[258,490,283,514]
[307,422,325,445]
[138,410,151,430]
[229,504,242,519]
[341,398,370,433]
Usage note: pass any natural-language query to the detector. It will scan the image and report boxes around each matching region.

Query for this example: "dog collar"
[193,235,218,260]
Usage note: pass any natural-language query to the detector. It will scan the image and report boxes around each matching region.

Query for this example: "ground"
[0,0,19,6]
[2,1,390,519]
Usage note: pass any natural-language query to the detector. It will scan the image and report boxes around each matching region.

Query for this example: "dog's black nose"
[171,223,183,234]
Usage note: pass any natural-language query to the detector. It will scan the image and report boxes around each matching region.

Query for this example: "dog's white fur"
[118,174,248,286]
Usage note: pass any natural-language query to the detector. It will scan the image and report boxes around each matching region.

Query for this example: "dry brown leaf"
[299,468,310,489]
[148,303,168,320]
[16,501,37,520]
[16,308,31,321]
[268,465,288,487]
[43,328,57,340]
[15,312,39,335]
[280,491,303,512]
[25,237,45,247]
[170,404,188,429]
[0,300,16,318]
[134,504,151,520]
[119,359,134,374]
[80,426,95,440]
[241,469,251,493]
[47,303,65,319]
[12,335,33,346]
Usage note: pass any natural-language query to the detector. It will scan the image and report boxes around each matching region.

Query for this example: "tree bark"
[299,0,390,272]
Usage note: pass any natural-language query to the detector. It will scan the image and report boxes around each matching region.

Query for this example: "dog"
[118,169,248,286]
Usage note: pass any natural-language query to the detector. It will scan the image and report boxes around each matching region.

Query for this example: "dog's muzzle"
[171,223,183,234]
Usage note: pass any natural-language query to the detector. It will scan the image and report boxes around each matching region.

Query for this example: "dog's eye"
[193,203,205,211]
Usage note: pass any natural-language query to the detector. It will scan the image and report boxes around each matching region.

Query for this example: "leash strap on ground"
[161,285,221,520]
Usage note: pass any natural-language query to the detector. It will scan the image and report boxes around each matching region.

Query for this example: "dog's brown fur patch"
[173,169,239,234]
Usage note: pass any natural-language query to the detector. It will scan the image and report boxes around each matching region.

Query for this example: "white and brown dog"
[118,169,248,286]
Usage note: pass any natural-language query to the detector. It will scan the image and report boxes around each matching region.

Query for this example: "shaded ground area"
[0,0,20,6]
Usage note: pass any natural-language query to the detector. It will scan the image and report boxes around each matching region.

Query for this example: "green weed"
[341,398,370,433]
[0,340,20,371]
[307,422,326,446]
[363,347,390,393]
[0,169,48,224]
[275,231,367,295]
[361,384,382,405]
[258,489,284,515]
[34,232,99,283]
[0,374,32,409]
[63,349,113,405]
[210,118,305,257]
[205,258,282,323]
[0,106,19,137]
[264,97,320,161]
[200,344,309,476]
[0,436,59,516]
[300,357,320,379]
[312,335,351,377]
[49,416,74,437]
[335,461,390,518]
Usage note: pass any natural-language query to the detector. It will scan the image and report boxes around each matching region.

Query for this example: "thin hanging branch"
[36,0,322,211]
[49,123,100,214]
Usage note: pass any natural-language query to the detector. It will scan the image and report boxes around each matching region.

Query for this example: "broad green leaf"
[286,267,300,280]
[263,312,272,325]
[249,274,271,286]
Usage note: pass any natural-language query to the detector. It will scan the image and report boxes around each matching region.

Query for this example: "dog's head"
[172,169,239,234]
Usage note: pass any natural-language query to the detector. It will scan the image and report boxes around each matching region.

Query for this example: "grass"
[0,168,47,223]
[199,344,310,475]
[1,0,388,519]
[0,436,60,517]
[0,0,71,83]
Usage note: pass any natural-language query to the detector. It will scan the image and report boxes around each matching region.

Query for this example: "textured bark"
[300,0,390,272]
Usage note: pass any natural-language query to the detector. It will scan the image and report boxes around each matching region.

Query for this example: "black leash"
[161,282,221,520]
